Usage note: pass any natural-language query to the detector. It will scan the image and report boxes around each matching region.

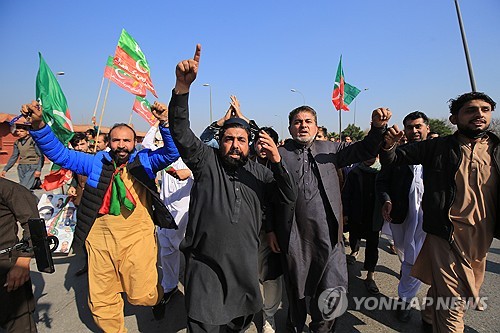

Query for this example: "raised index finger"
[193,44,202,63]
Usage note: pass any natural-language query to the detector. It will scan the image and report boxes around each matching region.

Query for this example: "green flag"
[118,29,151,73]
[36,53,74,145]
[343,82,361,106]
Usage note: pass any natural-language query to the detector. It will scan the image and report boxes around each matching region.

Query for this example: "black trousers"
[187,315,254,333]
[285,294,336,333]
[0,275,36,333]
[349,229,380,273]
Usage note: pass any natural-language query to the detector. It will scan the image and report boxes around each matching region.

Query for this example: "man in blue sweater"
[20,100,179,332]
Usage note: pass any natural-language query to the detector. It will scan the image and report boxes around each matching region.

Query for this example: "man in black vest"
[1,124,44,190]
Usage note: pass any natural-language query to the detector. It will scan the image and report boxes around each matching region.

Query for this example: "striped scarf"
[98,162,137,215]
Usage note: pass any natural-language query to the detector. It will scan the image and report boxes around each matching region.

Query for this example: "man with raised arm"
[277,105,391,332]
[376,111,430,323]
[20,101,179,333]
[160,44,296,333]
[381,92,500,332]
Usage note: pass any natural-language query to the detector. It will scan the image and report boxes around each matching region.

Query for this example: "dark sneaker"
[396,300,412,323]
[421,319,432,333]
[152,286,178,320]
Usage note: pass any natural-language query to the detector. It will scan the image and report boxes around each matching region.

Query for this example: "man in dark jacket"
[382,92,500,332]
[165,44,296,333]
[0,178,39,332]
[278,105,391,332]
[376,111,430,322]
[20,100,180,333]
[342,157,383,295]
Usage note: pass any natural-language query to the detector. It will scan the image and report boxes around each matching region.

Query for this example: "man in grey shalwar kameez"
[164,44,296,333]
[276,105,392,332]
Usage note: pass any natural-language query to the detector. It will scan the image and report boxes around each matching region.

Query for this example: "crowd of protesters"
[0,43,498,333]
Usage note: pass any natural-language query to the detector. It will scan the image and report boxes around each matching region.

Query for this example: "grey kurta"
[278,130,385,301]
[168,92,296,325]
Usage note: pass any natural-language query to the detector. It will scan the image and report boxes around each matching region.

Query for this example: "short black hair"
[109,123,137,141]
[218,118,251,142]
[403,111,429,126]
[98,133,109,143]
[85,128,96,136]
[258,127,279,144]
[70,133,87,147]
[317,126,328,137]
[448,92,496,115]
[288,106,317,125]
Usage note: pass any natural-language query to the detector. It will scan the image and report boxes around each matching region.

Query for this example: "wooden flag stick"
[92,76,105,119]
[128,109,134,125]
[94,79,111,153]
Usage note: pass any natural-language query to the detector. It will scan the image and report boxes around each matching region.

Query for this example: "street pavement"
[2,165,500,332]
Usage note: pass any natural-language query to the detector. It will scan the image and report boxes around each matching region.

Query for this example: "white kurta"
[141,126,193,292]
[159,158,193,292]
[390,164,426,301]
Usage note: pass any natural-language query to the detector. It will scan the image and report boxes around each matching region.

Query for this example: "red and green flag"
[104,56,146,97]
[132,96,156,126]
[41,166,73,191]
[36,53,74,190]
[113,29,157,97]
[99,163,137,216]
[332,55,361,111]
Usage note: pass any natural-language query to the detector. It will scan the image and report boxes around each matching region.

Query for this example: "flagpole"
[92,76,105,119]
[454,0,477,92]
[94,79,111,153]
[128,109,134,125]
[339,106,342,142]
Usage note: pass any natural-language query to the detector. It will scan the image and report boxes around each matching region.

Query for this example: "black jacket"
[381,132,500,243]
[342,165,384,233]
[376,148,415,224]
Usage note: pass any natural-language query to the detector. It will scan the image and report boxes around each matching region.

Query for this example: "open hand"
[266,232,281,253]
[257,130,280,163]
[5,257,30,292]
[382,201,393,222]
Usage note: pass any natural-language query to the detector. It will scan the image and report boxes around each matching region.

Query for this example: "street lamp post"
[454,0,476,92]
[290,89,305,105]
[353,88,369,127]
[203,83,213,123]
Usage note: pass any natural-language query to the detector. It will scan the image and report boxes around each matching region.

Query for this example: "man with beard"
[252,127,284,333]
[19,101,180,333]
[164,44,296,332]
[277,105,392,332]
[376,111,430,322]
[382,92,500,332]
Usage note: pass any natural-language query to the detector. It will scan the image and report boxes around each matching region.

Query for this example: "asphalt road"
[2,166,500,332]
